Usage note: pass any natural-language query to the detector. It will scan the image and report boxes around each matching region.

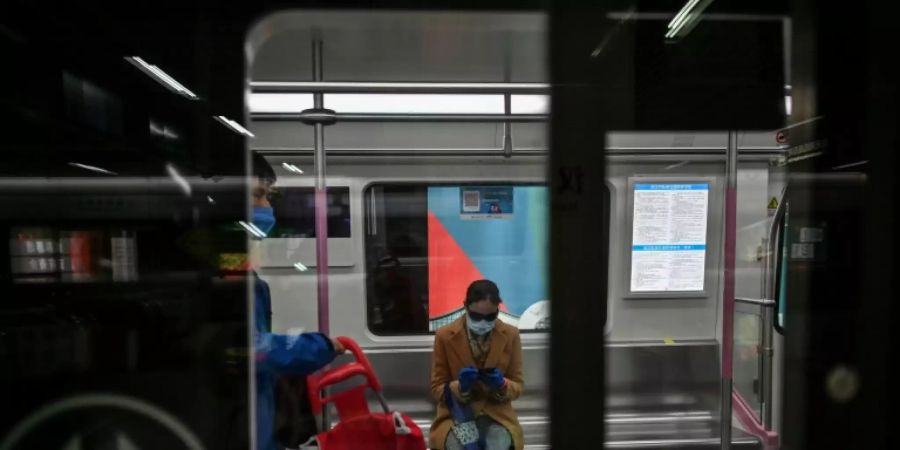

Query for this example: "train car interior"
[244,10,791,450]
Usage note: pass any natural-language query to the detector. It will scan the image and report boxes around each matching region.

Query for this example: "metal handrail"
[735,297,776,307]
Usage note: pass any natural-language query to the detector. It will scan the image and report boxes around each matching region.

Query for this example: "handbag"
[443,383,481,450]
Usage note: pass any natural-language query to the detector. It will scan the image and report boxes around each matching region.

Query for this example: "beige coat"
[429,316,524,450]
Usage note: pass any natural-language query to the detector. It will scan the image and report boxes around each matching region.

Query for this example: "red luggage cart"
[305,336,426,450]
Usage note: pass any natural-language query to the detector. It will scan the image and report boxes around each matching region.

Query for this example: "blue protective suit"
[254,276,336,450]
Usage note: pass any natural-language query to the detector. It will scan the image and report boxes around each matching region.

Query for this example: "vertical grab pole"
[502,93,513,158]
[761,190,786,431]
[721,130,739,450]
[312,37,330,335]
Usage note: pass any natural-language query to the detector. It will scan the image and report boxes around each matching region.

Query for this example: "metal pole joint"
[299,108,338,126]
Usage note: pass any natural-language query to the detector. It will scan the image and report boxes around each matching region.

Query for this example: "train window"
[325,94,505,114]
[510,95,549,114]
[364,184,550,335]
[268,186,351,238]
[248,93,549,115]
[248,93,313,113]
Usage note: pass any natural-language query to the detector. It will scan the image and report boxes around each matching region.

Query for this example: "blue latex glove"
[481,368,506,390]
[458,366,479,392]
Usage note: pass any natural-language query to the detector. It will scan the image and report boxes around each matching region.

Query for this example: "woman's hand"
[458,366,479,393]
[331,337,346,354]
[480,368,506,390]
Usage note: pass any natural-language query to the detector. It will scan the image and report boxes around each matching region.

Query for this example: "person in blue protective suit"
[250,152,345,450]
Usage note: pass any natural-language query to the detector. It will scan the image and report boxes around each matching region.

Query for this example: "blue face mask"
[252,206,276,237]
[467,317,496,336]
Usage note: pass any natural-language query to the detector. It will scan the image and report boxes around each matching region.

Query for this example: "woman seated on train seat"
[429,280,524,450]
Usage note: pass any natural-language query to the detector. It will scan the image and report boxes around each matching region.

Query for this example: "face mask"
[467,317,496,336]
[252,206,276,237]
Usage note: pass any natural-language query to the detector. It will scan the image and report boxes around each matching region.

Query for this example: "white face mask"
[467,318,496,336]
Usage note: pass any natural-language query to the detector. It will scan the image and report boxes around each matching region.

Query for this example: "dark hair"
[465,279,502,306]
[252,151,276,184]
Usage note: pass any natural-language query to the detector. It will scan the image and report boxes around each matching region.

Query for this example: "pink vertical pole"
[311,37,329,335]
[315,186,329,335]
[723,185,737,379]
[720,130,739,450]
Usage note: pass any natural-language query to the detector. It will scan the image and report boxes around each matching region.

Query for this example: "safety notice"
[630,183,709,292]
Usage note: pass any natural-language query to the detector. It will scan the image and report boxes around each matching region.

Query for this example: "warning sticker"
[767,197,779,215]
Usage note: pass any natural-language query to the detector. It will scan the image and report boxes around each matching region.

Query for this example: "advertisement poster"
[428,186,548,329]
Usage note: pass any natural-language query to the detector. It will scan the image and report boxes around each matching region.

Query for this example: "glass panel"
[2,5,251,445]
[733,309,763,416]
[268,186,351,238]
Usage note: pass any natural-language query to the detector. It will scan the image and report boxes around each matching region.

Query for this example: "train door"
[548,2,795,450]
[549,1,895,450]
[245,10,554,449]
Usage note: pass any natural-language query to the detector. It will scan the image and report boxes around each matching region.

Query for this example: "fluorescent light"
[68,162,117,175]
[510,95,550,114]
[668,0,700,31]
[237,221,266,239]
[125,56,198,100]
[324,93,505,114]
[785,95,792,116]
[248,93,314,113]
[281,162,304,174]
[150,121,180,140]
[165,163,191,196]
[664,161,690,171]
[293,262,309,272]
[213,116,255,138]
[832,160,868,170]
[668,0,700,29]
[665,0,714,40]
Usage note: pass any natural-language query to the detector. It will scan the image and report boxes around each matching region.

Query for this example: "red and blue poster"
[428,186,549,330]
